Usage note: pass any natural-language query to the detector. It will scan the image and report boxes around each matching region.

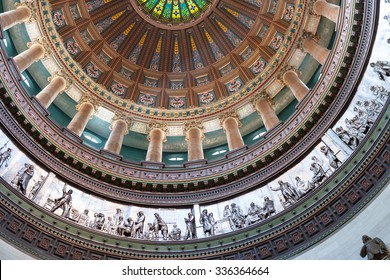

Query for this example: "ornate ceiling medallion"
[132,0,217,29]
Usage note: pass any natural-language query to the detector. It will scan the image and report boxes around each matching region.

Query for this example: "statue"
[78,209,89,227]
[184,213,196,240]
[168,224,181,240]
[122,217,134,237]
[370,85,389,102]
[152,213,168,240]
[113,208,123,226]
[335,126,359,150]
[28,175,45,199]
[199,209,214,237]
[360,235,390,260]
[223,205,235,230]
[271,180,300,205]
[0,148,12,168]
[370,60,390,81]
[102,216,115,234]
[96,213,105,230]
[89,213,98,229]
[116,216,126,235]
[230,203,246,229]
[310,156,327,186]
[262,197,276,219]
[15,163,34,195]
[50,185,73,218]
[246,202,262,226]
[320,146,341,169]
[294,176,313,195]
[132,211,145,238]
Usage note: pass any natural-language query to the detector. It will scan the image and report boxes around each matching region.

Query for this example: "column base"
[263,122,284,139]
[61,127,83,143]
[30,96,49,117]
[294,90,312,110]
[99,149,123,161]
[183,159,208,168]
[0,24,4,39]
[7,58,22,80]
[225,145,248,159]
[140,160,165,169]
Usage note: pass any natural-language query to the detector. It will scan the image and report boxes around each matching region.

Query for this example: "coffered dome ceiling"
[0,0,389,261]
[50,0,317,114]
[12,0,334,154]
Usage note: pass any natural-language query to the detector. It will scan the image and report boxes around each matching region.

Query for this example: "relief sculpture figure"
[360,235,390,260]
[50,185,73,218]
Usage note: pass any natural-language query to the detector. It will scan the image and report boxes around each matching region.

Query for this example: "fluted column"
[252,94,280,131]
[14,42,45,72]
[104,112,131,154]
[36,74,69,108]
[303,38,330,65]
[219,111,244,151]
[185,121,205,161]
[145,121,167,162]
[0,6,31,31]
[67,96,99,136]
[313,0,340,24]
[283,69,310,102]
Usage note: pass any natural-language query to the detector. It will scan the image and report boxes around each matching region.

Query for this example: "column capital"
[147,121,167,142]
[27,37,52,58]
[307,0,319,16]
[184,120,204,141]
[15,0,36,23]
[76,94,100,114]
[110,111,132,134]
[297,31,320,52]
[48,69,73,90]
[219,110,241,130]
[278,64,301,81]
[250,91,274,108]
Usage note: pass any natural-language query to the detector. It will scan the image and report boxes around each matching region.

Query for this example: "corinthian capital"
[15,0,37,23]
[76,94,100,113]
[110,111,132,133]
[250,91,273,108]
[278,64,301,80]
[147,121,168,142]
[297,31,320,51]
[184,120,205,141]
[27,37,52,57]
[219,110,241,129]
[48,69,73,90]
